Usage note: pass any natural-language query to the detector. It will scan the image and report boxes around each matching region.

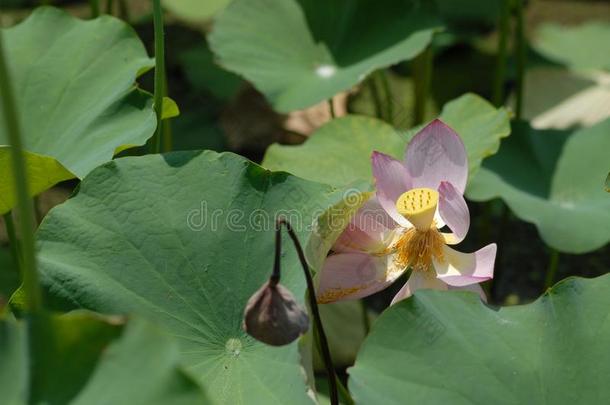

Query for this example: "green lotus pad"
[209,0,441,112]
[350,274,610,404]
[37,150,358,404]
[263,93,510,188]
[533,22,610,71]
[0,313,207,404]
[467,119,610,253]
[0,7,157,214]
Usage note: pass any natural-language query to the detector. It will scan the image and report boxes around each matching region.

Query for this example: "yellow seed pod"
[395,188,439,230]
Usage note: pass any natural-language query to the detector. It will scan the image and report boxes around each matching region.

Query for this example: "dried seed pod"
[243,280,309,346]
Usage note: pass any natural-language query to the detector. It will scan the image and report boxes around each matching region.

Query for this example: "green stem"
[312,323,354,405]
[412,45,433,126]
[151,0,166,154]
[378,70,393,125]
[106,0,115,15]
[119,0,131,23]
[336,377,355,405]
[0,22,55,403]
[368,75,384,120]
[0,30,43,314]
[544,250,560,291]
[514,0,526,119]
[3,212,22,270]
[328,98,336,119]
[279,219,340,405]
[89,0,100,18]
[360,300,370,335]
[489,203,510,301]
[492,0,511,107]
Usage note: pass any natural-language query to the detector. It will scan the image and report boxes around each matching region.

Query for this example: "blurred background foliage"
[0,0,608,402]
[0,0,608,371]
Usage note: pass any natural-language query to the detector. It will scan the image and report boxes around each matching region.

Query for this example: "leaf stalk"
[0,29,43,314]
[275,218,341,405]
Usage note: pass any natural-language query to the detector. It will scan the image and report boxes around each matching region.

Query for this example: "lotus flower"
[317,119,496,305]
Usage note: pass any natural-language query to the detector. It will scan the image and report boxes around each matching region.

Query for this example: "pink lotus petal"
[371,151,412,228]
[438,181,470,244]
[390,271,448,306]
[317,253,404,304]
[333,196,395,253]
[448,283,487,302]
[404,119,468,194]
[433,244,497,287]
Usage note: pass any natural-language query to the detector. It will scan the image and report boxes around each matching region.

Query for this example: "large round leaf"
[263,93,510,187]
[209,0,440,112]
[517,68,610,130]
[0,147,73,215]
[0,313,207,404]
[533,22,610,71]
[467,119,610,253]
[37,151,349,404]
[0,7,156,214]
[349,274,610,404]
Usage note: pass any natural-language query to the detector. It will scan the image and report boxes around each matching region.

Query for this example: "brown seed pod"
[243,280,309,346]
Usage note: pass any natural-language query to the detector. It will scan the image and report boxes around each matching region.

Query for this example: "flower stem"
[328,98,336,119]
[119,0,131,23]
[3,211,22,270]
[360,300,370,335]
[278,218,339,405]
[106,0,115,15]
[412,45,433,126]
[312,322,355,405]
[377,70,393,125]
[0,29,43,314]
[151,0,166,154]
[544,249,560,291]
[368,74,384,120]
[492,0,511,107]
[89,0,100,18]
[488,203,511,301]
[513,0,527,120]
[336,376,355,405]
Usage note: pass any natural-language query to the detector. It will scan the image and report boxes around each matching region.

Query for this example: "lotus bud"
[243,279,309,346]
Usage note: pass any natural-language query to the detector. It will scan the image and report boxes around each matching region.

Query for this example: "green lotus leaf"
[37,151,352,404]
[162,0,230,22]
[263,93,510,187]
[349,274,610,404]
[0,147,73,215]
[533,22,610,71]
[0,313,207,404]
[0,7,156,213]
[209,0,441,112]
[467,119,610,253]
[517,67,610,130]
[179,42,243,101]
[162,97,180,120]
